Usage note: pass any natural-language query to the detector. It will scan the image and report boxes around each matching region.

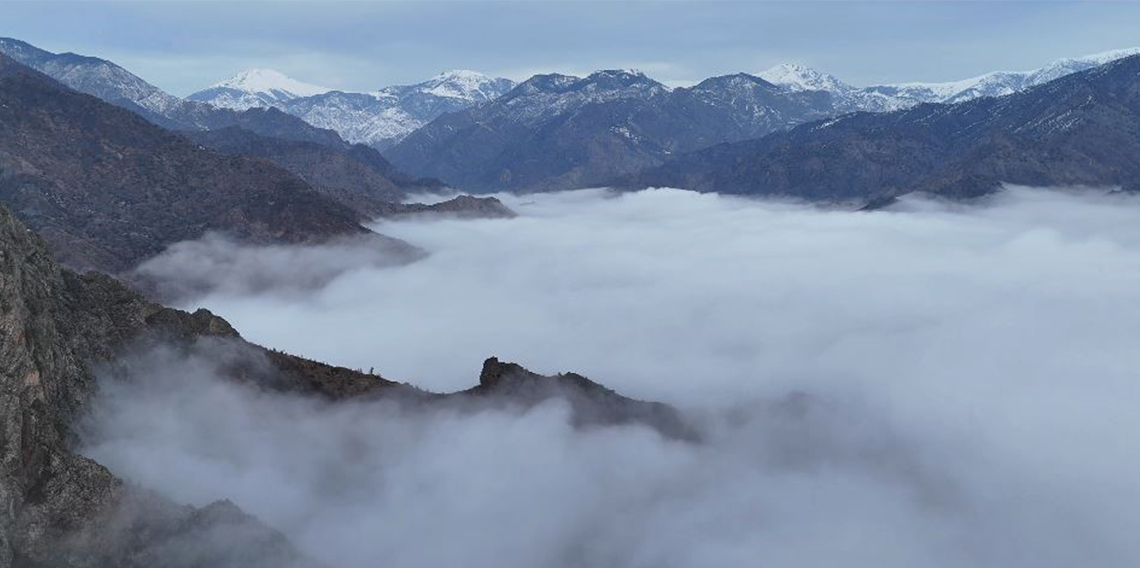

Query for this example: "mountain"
[181,128,514,220]
[629,55,1140,202]
[191,69,517,150]
[757,63,911,113]
[0,53,414,274]
[0,38,346,148]
[760,47,1140,112]
[183,127,445,215]
[384,69,837,193]
[186,68,331,111]
[0,202,688,565]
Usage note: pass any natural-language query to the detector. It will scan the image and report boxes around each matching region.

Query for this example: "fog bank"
[89,186,1140,566]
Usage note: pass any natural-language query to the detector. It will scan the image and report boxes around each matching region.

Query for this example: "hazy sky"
[4,1,1139,96]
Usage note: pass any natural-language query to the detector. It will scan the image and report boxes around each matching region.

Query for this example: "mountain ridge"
[190,68,517,149]
[0,37,350,149]
[0,52,417,275]
[383,68,836,192]
[627,54,1140,201]
[759,46,1140,112]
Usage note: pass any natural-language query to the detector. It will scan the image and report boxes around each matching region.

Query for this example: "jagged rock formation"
[629,55,1140,202]
[462,358,694,440]
[0,204,687,565]
[0,53,419,275]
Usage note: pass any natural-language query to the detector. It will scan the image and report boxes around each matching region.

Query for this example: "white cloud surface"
[85,187,1140,567]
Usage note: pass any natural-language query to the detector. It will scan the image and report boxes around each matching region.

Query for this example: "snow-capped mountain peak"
[758,63,853,93]
[188,68,331,111]
[209,68,330,98]
[415,69,515,102]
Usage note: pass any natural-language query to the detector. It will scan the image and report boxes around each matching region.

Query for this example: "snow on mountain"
[187,69,515,149]
[759,63,854,94]
[214,68,329,97]
[414,69,514,101]
[760,47,1140,112]
[187,68,331,111]
[0,36,185,116]
[491,69,671,127]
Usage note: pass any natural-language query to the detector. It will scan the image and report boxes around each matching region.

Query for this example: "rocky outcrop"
[462,358,695,440]
[373,195,517,221]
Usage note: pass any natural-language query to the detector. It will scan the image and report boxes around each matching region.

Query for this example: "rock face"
[0,53,395,274]
[0,205,315,568]
[629,55,1140,202]
[383,70,838,193]
[0,203,688,565]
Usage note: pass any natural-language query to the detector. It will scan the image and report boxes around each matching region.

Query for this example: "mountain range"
[189,69,516,149]
[0,52,414,274]
[384,70,838,192]
[630,54,1140,201]
[0,40,523,279]
[758,47,1140,111]
[0,37,348,148]
[6,36,1139,199]
[385,48,1140,193]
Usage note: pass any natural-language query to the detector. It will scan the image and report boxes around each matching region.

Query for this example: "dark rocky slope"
[184,126,445,214]
[182,127,514,221]
[628,55,1140,202]
[0,205,313,568]
[0,204,687,566]
[0,53,413,275]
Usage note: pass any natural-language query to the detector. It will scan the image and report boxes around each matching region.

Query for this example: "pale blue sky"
[3,1,1139,96]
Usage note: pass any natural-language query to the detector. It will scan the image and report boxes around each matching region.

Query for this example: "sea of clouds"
[84,187,1140,567]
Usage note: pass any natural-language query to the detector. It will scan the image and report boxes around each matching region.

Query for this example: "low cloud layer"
[132,232,418,300]
[87,187,1140,566]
